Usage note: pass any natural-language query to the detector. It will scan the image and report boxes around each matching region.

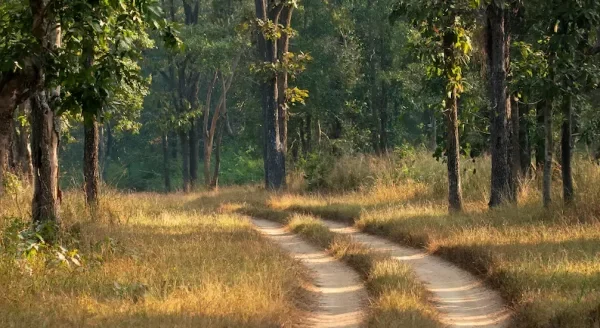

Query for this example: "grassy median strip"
[245,206,442,328]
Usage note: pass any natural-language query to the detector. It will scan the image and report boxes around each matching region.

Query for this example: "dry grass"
[246,207,442,328]
[0,187,310,328]
[269,152,600,328]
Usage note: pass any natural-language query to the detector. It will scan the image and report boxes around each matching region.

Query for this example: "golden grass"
[269,153,600,328]
[247,208,442,328]
[0,187,310,328]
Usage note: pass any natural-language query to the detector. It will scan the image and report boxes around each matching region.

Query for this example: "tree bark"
[443,31,463,212]
[487,5,512,207]
[162,133,171,192]
[561,95,574,205]
[256,0,286,190]
[211,122,224,190]
[180,131,190,193]
[189,121,198,189]
[543,100,553,208]
[510,96,520,200]
[535,102,545,168]
[83,118,100,206]
[519,103,532,177]
[277,5,294,154]
[0,76,24,197]
[30,0,62,228]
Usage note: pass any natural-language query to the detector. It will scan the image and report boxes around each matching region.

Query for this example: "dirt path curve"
[322,220,512,328]
[251,218,368,328]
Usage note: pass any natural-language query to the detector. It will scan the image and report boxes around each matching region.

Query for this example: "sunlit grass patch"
[0,190,310,328]
[273,153,600,328]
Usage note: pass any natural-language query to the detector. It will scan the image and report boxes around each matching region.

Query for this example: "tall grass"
[272,151,600,328]
[0,187,310,328]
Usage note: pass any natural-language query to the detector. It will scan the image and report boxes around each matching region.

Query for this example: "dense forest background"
[45,0,596,194]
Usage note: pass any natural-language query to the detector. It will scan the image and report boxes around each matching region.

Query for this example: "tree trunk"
[543,100,553,208]
[30,0,62,228]
[443,31,463,212]
[561,95,574,205]
[211,122,224,190]
[535,102,545,168]
[510,96,520,200]
[189,122,198,189]
[162,133,171,192]
[83,118,99,206]
[256,0,286,190]
[31,91,60,225]
[519,103,532,177]
[102,122,113,181]
[277,5,294,155]
[179,131,190,192]
[488,5,512,207]
[0,77,23,197]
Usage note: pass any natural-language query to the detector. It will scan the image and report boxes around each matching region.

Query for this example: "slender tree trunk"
[83,118,99,206]
[535,102,545,168]
[543,100,553,208]
[179,131,190,192]
[277,5,294,155]
[429,108,438,150]
[211,123,224,190]
[561,95,574,205]
[189,122,198,189]
[162,133,171,192]
[0,111,14,197]
[443,31,463,212]
[519,103,532,177]
[203,138,212,189]
[510,96,520,199]
[0,77,23,196]
[488,5,512,207]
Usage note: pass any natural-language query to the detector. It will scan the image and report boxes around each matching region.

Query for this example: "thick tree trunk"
[488,5,512,207]
[83,118,99,206]
[30,0,62,228]
[561,95,574,205]
[31,91,60,225]
[543,100,553,208]
[443,32,463,212]
[162,133,171,192]
[256,0,286,190]
[179,131,191,192]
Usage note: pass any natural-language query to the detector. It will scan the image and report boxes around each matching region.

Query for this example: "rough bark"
[30,0,62,227]
[443,31,463,212]
[256,0,286,190]
[543,100,553,208]
[83,118,99,206]
[561,95,574,205]
[162,133,171,192]
[487,5,512,207]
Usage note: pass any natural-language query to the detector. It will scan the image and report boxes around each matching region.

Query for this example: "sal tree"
[0,0,176,232]
[394,0,477,211]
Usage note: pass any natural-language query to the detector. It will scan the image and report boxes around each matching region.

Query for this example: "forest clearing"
[1,0,600,327]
